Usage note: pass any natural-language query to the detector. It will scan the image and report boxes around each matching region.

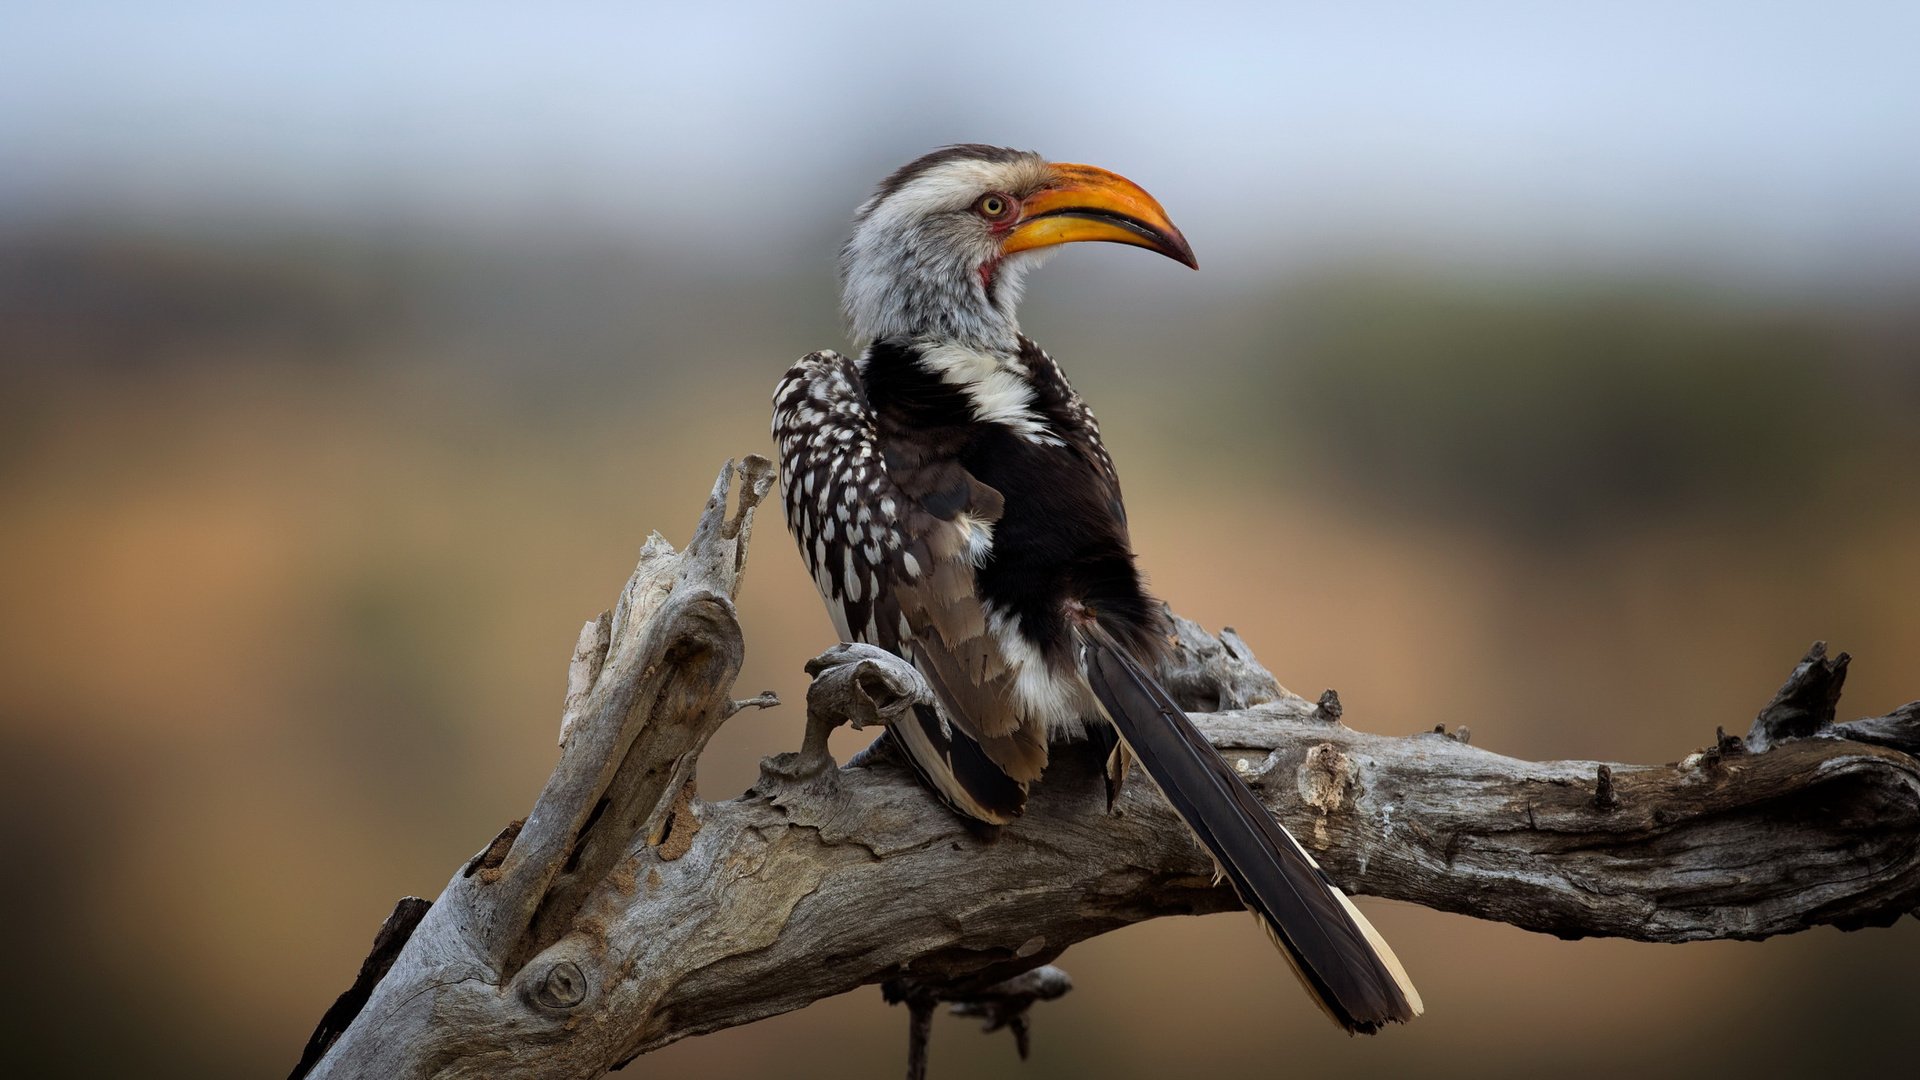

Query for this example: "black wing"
[774,350,1045,822]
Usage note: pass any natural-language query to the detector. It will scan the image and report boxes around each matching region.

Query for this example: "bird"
[771,144,1422,1033]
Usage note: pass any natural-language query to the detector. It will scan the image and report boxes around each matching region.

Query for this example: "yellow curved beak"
[1001,163,1197,269]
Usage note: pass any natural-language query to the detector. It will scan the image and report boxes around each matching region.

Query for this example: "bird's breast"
[864,342,1162,671]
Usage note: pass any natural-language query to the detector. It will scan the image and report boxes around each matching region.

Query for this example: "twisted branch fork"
[296,457,1920,1080]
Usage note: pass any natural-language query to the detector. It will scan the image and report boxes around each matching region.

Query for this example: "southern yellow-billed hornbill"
[772,145,1422,1032]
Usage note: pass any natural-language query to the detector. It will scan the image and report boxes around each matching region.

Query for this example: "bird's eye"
[975,193,1015,221]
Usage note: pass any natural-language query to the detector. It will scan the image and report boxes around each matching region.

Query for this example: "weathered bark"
[297,457,1920,1079]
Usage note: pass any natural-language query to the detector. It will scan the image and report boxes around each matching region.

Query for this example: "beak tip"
[1158,224,1197,270]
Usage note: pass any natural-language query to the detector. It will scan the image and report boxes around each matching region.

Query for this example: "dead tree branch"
[297,457,1920,1079]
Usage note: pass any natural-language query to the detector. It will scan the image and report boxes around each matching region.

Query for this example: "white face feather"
[840,152,1056,351]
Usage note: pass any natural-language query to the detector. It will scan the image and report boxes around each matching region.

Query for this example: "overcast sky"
[4,1,1917,288]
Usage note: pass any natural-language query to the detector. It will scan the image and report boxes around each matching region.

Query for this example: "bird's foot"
[1105,741,1133,814]
[760,643,933,783]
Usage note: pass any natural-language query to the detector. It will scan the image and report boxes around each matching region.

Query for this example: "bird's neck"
[858,305,1020,356]
[844,254,1025,353]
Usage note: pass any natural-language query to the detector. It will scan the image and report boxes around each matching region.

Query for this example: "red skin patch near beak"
[980,211,1018,292]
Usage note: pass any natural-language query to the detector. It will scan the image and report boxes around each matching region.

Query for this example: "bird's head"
[841,145,1195,351]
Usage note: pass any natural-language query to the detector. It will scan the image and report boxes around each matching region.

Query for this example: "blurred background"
[3,2,1917,1077]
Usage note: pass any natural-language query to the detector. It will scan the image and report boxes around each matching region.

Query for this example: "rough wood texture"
[298,458,1920,1079]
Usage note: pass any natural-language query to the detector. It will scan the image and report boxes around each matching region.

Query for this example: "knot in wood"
[1594,764,1620,812]
[1314,688,1344,722]
[535,960,587,1010]
[1298,743,1356,816]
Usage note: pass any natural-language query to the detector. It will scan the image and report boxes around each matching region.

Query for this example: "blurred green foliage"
[1245,276,1917,538]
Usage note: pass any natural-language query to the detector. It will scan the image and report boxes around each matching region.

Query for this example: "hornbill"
[771,145,1422,1033]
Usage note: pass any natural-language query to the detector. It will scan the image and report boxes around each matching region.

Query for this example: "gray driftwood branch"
[295,456,1920,1079]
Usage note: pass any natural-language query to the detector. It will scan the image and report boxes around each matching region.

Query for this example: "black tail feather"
[1082,627,1422,1033]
